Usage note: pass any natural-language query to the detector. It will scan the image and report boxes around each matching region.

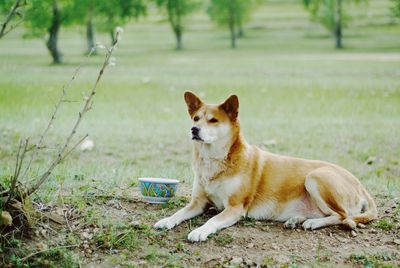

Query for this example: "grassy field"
[0,0,399,266]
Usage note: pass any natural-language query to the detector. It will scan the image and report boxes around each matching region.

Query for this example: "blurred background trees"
[24,0,76,64]
[96,0,146,45]
[207,0,258,48]
[2,0,399,63]
[155,0,201,50]
[392,0,400,18]
[303,0,367,49]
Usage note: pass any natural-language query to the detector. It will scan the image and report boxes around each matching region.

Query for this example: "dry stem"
[0,0,26,39]
[25,31,122,196]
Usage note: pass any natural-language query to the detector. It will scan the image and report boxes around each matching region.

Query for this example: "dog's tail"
[342,190,378,229]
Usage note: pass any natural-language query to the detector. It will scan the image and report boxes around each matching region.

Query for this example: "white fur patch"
[247,201,277,220]
[205,176,242,210]
[276,199,304,222]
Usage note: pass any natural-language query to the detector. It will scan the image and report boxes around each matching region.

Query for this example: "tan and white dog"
[154,92,377,242]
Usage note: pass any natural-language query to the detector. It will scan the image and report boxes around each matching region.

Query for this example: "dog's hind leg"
[302,167,358,230]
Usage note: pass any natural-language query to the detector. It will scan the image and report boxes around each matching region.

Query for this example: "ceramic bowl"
[138,177,179,204]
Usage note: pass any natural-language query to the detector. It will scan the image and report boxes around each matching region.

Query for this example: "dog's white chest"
[203,176,242,210]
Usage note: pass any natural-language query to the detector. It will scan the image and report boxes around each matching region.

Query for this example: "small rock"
[80,139,95,151]
[271,243,279,250]
[1,211,12,226]
[394,239,400,245]
[351,230,357,237]
[40,229,47,237]
[244,259,254,266]
[80,232,92,240]
[37,242,48,251]
[247,243,254,249]
[357,223,366,228]
[83,244,89,249]
[142,77,151,84]
[129,220,141,227]
[231,256,243,265]
[86,249,92,254]
[329,232,333,237]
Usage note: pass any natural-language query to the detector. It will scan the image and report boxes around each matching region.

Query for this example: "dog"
[154,92,377,242]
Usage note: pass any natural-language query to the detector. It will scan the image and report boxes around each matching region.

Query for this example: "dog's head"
[184,91,239,144]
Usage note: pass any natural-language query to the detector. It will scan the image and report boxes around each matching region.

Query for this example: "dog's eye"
[209,118,218,123]
[193,116,199,122]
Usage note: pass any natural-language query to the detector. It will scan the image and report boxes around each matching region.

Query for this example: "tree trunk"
[86,4,95,53]
[334,0,343,49]
[229,1,236,49]
[168,1,183,50]
[174,26,182,50]
[237,21,244,38]
[46,0,62,64]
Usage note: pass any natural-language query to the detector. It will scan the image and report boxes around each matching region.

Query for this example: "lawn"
[0,0,399,266]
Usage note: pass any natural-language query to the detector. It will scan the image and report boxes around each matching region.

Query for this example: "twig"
[64,210,73,233]
[19,244,79,262]
[0,0,26,39]
[25,29,123,197]
[21,50,95,182]
[6,139,28,204]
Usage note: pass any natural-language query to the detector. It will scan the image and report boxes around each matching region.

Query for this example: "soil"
[82,185,399,267]
[17,184,400,267]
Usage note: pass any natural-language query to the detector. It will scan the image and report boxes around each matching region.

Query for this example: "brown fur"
[154,92,378,241]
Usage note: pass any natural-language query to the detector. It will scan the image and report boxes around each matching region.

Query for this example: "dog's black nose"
[191,127,199,135]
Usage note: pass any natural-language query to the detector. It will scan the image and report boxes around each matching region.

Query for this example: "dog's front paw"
[154,217,177,230]
[188,225,215,242]
[302,218,323,230]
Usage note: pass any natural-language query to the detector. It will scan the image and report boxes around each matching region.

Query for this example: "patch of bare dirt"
[11,184,399,267]
[80,185,399,267]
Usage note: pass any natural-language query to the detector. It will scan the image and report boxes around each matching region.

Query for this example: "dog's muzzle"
[191,127,202,141]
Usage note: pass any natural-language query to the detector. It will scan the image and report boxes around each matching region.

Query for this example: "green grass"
[0,0,399,266]
[0,0,399,197]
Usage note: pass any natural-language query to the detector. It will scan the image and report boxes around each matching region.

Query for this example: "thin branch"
[25,29,123,197]
[20,50,96,181]
[0,0,26,39]
[6,139,28,203]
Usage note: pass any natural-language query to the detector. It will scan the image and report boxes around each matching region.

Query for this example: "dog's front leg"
[188,204,244,242]
[154,195,208,230]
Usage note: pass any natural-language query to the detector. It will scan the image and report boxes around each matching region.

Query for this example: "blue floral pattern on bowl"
[138,178,179,204]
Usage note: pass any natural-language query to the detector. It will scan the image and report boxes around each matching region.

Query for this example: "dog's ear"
[220,95,239,121]
[184,91,203,116]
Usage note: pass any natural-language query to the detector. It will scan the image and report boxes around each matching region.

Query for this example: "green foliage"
[303,0,366,33]
[374,219,394,230]
[154,0,201,49]
[95,0,147,35]
[207,0,257,28]
[349,252,398,268]
[392,0,400,17]
[24,0,75,38]
[214,233,234,246]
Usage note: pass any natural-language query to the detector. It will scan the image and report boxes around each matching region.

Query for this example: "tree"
[208,0,256,48]
[303,0,366,49]
[96,0,146,45]
[155,0,201,50]
[24,0,75,64]
[392,0,400,18]
[68,0,96,53]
